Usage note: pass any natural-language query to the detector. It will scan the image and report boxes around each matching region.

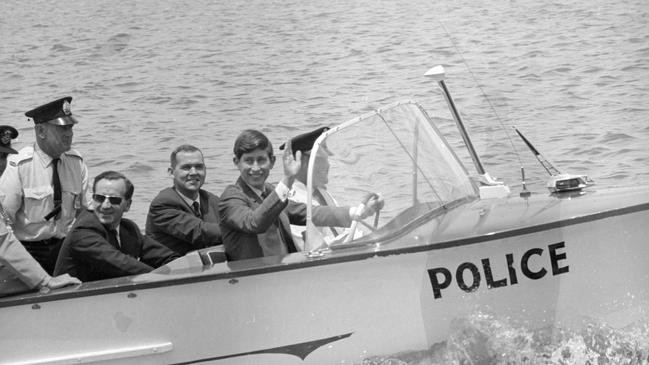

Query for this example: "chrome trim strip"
[7,342,172,365]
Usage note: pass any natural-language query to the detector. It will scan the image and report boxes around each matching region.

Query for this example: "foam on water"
[359,311,649,365]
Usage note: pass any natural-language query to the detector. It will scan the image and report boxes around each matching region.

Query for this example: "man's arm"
[80,160,90,209]
[218,187,287,234]
[0,159,23,222]
[147,197,221,247]
[286,200,353,227]
[138,233,181,269]
[0,226,48,289]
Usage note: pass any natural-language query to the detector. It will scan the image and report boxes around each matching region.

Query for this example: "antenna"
[513,127,561,176]
[513,127,594,193]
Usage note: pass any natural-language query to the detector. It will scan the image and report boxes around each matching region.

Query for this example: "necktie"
[107,228,120,248]
[52,158,61,205]
[192,201,201,218]
[44,158,62,221]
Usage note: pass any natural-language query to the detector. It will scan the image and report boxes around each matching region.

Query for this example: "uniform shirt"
[0,143,89,241]
[289,181,348,250]
[0,220,49,296]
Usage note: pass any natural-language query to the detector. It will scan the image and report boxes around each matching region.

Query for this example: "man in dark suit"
[54,171,180,282]
[218,129,383,261]
[145,145,222,255]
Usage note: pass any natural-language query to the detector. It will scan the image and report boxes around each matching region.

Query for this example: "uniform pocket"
[23,186,54,223]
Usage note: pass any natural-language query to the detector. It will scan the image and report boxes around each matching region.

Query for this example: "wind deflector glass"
[304,101,478,249]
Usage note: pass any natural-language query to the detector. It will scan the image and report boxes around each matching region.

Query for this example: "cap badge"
[62,101,71,115]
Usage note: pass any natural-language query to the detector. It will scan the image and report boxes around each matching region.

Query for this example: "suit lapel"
[172,187,195,213]
[117,223,139,258]
[235,178,297,253]
[277,210,297,253]
[236,177,265,204]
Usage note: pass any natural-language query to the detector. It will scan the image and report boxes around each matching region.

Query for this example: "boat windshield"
[302,101,478,250]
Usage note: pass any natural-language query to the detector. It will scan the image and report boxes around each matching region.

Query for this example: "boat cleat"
[305,248,331,259]
[547,174,594,193]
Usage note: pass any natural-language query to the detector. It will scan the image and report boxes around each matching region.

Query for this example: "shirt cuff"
[349,206,359,219]
[275,182,291,202]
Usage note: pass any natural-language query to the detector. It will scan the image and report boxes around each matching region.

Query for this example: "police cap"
[25,96,79,125]
[280,126,330,155]
[0,125,18,139]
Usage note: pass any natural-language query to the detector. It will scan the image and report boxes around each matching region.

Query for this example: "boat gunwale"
[1,197,648,309]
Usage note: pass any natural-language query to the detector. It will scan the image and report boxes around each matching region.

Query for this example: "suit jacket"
[218,177,351,261]
[54,210,180,282]
[145,187,222,255]
[0,221,49,297]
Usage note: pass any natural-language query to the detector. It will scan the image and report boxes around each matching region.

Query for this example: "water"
[359,311,649,364]
[2,0,648,223]
[2,0,649,363]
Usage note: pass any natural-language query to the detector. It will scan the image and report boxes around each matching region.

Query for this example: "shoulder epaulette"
[64,149,84,161]
[8,146,34,167]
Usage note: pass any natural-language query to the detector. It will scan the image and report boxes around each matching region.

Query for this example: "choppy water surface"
[2,0,649,363]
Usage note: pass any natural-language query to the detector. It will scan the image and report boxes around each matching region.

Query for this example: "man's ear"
[34,124,46,139]
[232,155,239,166]
[167,166,173,176]
[124,199,132,213]
[269,155,276,168]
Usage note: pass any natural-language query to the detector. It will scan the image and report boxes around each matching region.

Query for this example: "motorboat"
[2,65,648,365]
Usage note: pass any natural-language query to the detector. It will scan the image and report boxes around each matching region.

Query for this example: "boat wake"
[359,311,649,365]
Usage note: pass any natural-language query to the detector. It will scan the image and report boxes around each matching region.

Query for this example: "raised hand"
[281,139,302,187]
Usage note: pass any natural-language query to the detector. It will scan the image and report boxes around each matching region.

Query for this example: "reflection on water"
[359,311,649,365]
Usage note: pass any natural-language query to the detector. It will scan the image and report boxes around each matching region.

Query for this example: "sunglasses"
[92,194,123,205]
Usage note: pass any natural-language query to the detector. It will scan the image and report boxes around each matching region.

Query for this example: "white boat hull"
[3,188,649,364]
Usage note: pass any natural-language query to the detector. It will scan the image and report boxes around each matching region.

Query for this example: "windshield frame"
[303,100,479,251]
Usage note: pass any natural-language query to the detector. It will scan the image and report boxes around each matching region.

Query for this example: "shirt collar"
[174,187,200,207]
[243,182,265,199]
[34,143,56,167]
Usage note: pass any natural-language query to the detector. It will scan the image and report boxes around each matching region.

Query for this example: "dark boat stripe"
[169,333,353,364]
[1,201,648,308]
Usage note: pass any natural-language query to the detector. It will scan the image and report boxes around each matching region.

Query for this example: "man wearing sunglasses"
[54,171,179,282]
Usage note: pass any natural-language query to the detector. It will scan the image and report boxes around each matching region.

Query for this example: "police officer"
[0,97,89,274]
[0,125,19,175]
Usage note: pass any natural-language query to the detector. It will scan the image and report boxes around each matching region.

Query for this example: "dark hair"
[233,129,273,159]
[93,171,134,200]
[170,144,203,168]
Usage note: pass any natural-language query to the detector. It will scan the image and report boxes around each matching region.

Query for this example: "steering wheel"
[343,193,381,243]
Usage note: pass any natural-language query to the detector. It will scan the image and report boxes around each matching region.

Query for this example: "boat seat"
[197,245,227,266]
